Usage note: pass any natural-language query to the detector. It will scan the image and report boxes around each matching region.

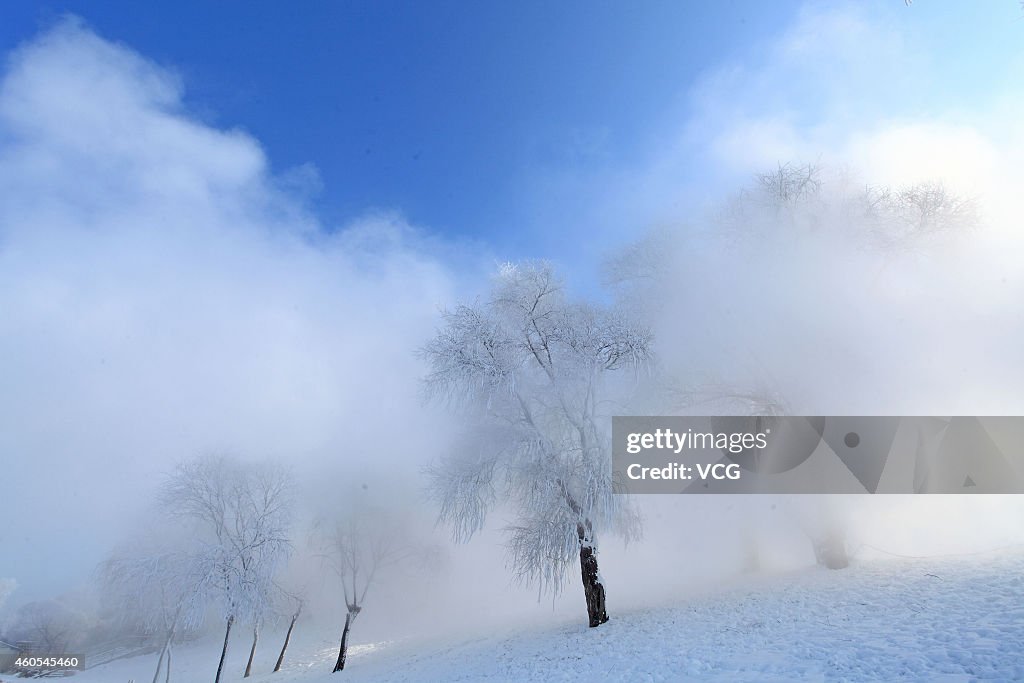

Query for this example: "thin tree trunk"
[332,610,356,673]
[214,614,234,683]
[274,611,299,673]
[165,646,171,683]
[151,637,168,683]
[578,522,608,627]
[152,624,176,683]
[244,622,259,678]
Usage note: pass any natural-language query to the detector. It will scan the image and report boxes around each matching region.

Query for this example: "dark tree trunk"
[214,614,234,683]
[332,608,359,673]
[578,522,608,627]
[244,622,259,678]
[165,646,171,683]
[274,611,299,673]
[152,637,168,683]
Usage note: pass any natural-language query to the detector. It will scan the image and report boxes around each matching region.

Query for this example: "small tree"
[100,543,213,683]
[161,456,294,683]
[422,261,649,627]
[6,599,88,656]
[313,502,410,673]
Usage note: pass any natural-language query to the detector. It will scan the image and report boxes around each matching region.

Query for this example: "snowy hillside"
[69,550,1024,683]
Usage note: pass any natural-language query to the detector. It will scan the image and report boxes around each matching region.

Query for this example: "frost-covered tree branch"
[160,455,294,683]
[99,541,214,683]
[422,261,650,627]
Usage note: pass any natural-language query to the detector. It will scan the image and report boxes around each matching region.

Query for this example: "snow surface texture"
[67,551,1024,682]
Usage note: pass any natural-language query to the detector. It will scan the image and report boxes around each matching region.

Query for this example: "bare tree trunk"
[274,610,299,673]
[332,609,358,673]
[243,622,259,678]
[152,640,167,683]
[214,614,234,683]
[578,522,608,628]
[165,646,171,683]
[152,624,175,683]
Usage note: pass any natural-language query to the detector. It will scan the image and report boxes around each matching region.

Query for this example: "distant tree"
[161,456,294,683]
[730,162,977,251]
[858,180,977,251]
[422,261,649,627]
[6,599,88,656]
[756,162,823,208]
[313,500,413,673]
[99,541,213,683]
[743,165,975,570]
[611,162,979,573]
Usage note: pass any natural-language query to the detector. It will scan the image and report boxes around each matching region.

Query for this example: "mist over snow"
[597,2,1024,597]
[0,5,1023,678]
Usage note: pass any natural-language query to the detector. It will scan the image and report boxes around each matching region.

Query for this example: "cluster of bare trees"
[93,456,416,681]
[717,161,977,251]
[605,161,978,572]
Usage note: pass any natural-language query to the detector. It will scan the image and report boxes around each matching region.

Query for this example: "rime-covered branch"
[422,261,650,626]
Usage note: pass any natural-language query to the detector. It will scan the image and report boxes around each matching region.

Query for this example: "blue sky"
[1,1,808,250]
[2,1,1019,265]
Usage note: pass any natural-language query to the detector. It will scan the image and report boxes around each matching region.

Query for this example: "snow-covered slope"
[71,550,1024,682]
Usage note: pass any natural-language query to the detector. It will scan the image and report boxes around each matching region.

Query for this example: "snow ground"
[67,550,1024,683]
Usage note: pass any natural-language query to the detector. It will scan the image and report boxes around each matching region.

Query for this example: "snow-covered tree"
[240,562,282,680]
[422,261,650,627]
[161,455,294,683]
[6,599,89,655]
[858,180,977,251]
[313,500,411,672]
[99,541,214,683]
[717,161,977,252]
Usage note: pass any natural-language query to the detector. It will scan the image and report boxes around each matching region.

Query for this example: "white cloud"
[0,18,464,601]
